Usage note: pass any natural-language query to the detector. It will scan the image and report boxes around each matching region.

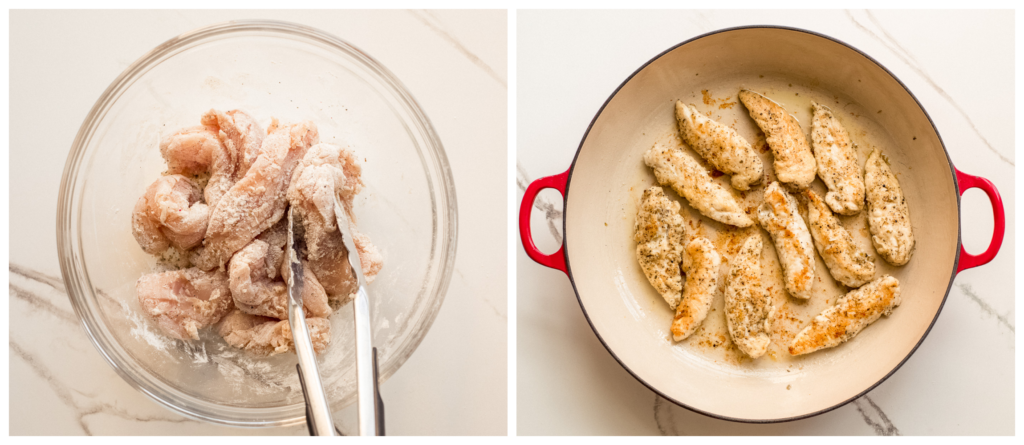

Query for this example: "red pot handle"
[518,169,570,275]
[955,168,1005,273]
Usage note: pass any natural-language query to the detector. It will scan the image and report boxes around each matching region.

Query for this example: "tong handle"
[373,347,385,436]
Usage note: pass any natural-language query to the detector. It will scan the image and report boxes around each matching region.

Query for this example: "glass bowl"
[56,20,457,427]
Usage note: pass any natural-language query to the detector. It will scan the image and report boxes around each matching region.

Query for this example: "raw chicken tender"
[675,101,764,190]
[865,149,915,266]
[217,310,331,356]
[758,182,815,299]
[160,124,235,208]
[789,275,901,356]
[810,102,865,215]
[738,90,816,189]
[131,175,211,253]
[633,186,686,309]
[671,237,721,341]
[136,267,234,340]
[287,143,383,307]
[196,120,318,270]
[201,109,265,180]
[724,235,774,358]
[643,139,754,228]
[228,238,332,320]
[806,190,875,288]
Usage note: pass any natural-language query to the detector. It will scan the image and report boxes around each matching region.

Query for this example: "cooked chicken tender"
[217,309,331,356]
[810,102,865,215]
[789,275,901,356]
[865,149,915,266]
[195,120,318,270]
[806,190,875,288]
[633,186,686,309]
[758,182,815,299]
[671,237,721,341]
[643,140,754,228]
[287,143,383,307]
[724,235,774,358]
[131,175,211,253]
[675,101,764,190]
[136,268,234,340]
[738,90,816,189]
[228,238,332,320]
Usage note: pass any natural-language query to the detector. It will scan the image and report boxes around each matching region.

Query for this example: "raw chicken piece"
[675,101,764,190]
[195,120,318,270]
[810,102,865,215]
[865,149,915,266]
[258,217,288,280]
[738,90,816,189]
[724,235,774,358]
[789,275,901,356]
[758,182,816,299]
[136,268,234,340]
[643,139,754,228]
[160,124,236,208]
[287,143,383,307]
[218,309,331,356]
[671,237,721,341]
[806,190,875,288]
[201,109,265,180]
[228,238,332,320]
[131,175,210,254]
[633,186,686,309]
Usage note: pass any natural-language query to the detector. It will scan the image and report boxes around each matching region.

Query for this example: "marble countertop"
[10,10,507,435]
[516,10,1013,435]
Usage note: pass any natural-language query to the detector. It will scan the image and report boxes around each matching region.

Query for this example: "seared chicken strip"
[789,275,901,355]
[671,237,721,341]
[195,120,318,270]
[738,90,816,189]
[810,102,865,215]
[217,309,331,356]
[724,235,774,358]
[806,190,875,288]
[131,175,211,253]
[228,238,332,320]
[634,186,686,309]
[288,143,383,307]
[865,149,915,266]
[643,140,754,227]
[675,101,764,190]
[136,267,234,340]
[758,182,816,299]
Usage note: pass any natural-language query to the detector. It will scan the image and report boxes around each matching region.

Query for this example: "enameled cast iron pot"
[518,26,1005,423]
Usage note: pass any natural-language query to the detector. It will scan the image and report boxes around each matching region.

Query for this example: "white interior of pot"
[564,27,959,421]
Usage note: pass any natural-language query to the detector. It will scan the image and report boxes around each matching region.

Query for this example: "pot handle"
[519,169,569,275]
[955,168,1005,273]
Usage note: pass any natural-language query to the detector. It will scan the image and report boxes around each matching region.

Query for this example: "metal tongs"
[286,203,384,436]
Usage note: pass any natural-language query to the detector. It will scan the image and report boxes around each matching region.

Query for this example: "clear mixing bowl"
[56,20,457,427]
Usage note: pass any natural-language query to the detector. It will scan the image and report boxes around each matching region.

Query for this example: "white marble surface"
[9,10,507,435]
[517,10,1013,435]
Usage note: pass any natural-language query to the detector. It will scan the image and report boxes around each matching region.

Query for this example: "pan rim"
[558,24,962,424]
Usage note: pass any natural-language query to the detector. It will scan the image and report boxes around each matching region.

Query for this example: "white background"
[9,9,507,436]
[517,9,1014,435]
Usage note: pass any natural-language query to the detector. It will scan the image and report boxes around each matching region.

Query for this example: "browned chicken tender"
[217,309,331,356]
[136,267,234,340]
[738,90,816,189]
[789,275,901,356]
